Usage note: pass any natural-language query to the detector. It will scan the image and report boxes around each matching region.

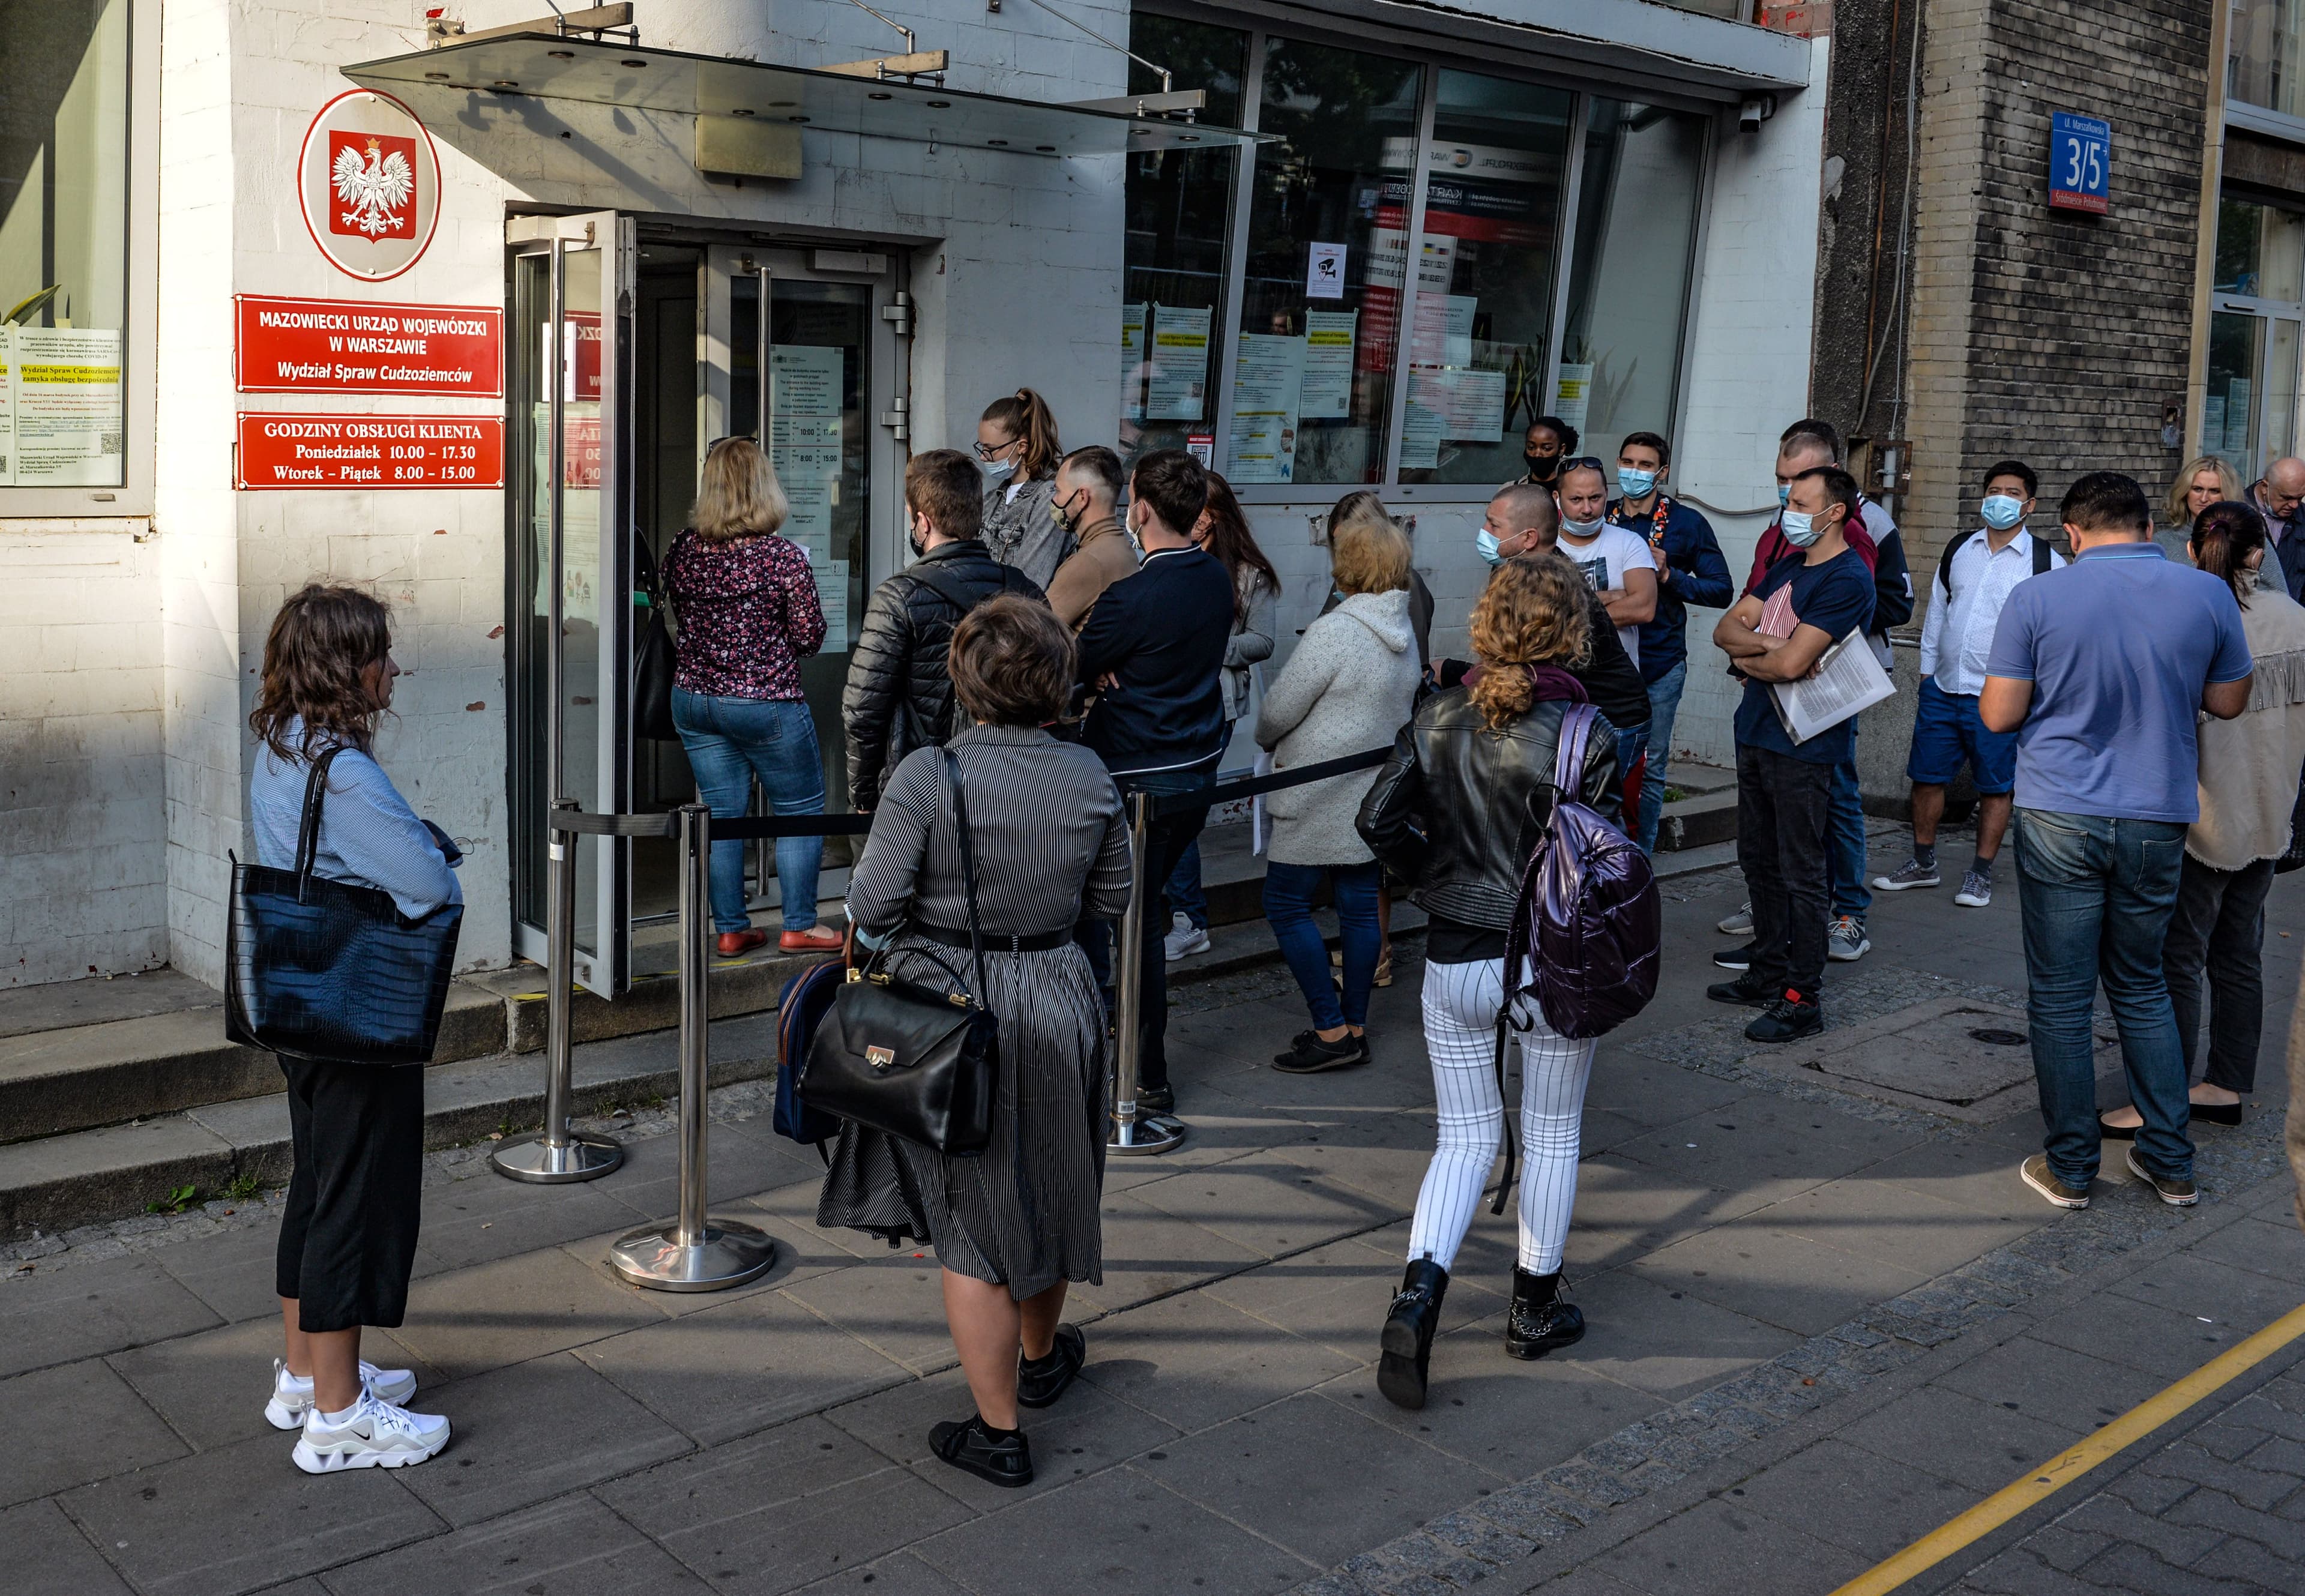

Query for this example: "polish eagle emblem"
[332,136,414,238]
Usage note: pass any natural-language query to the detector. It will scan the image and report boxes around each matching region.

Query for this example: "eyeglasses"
[1557,456,1607,475]
[973,438,1019,462]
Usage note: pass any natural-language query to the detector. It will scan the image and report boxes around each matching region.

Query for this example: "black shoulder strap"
[1935,535,1962,603]
[942,748,989,1000]
[292,746,347,902]
[2033,535,2054,576]
[908,559,980,616]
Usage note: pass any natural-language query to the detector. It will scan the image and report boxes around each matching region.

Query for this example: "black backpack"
[1935,530,2054,603]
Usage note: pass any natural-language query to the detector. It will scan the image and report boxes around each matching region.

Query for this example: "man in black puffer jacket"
[842,449,1043,809]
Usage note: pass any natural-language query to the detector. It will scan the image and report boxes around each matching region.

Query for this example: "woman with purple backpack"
[1355,555,1622,1410]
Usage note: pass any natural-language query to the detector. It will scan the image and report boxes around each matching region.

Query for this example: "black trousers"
[1735,744,1836,998]
[276,1058,424,1333]
[1078,770,1213,1093]
[2163,852,2277,1094]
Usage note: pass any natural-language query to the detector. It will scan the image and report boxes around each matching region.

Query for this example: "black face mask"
[1524,453,1560,483]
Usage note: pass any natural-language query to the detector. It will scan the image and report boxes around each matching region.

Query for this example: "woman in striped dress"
[818,595,1131,1489]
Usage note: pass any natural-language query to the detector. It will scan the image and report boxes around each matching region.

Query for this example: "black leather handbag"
[801,750,999,1155]
[225,747,465,1066]
[634,531,679,742]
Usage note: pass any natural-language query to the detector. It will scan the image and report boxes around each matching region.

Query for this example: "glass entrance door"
[2207,197,2305,483]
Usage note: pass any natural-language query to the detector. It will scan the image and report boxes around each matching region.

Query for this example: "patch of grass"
[146,1183,199,1215]
[220,1171,264,1203]
[1662,785,1688,804]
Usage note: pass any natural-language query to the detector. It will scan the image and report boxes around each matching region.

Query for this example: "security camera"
[1739,95,1776,133]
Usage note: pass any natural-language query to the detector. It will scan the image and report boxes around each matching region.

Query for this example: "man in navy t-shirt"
[1706,466,1875,1043]
[1981,471,2253,1214]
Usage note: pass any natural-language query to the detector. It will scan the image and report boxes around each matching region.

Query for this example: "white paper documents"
[1771,630,1897,745]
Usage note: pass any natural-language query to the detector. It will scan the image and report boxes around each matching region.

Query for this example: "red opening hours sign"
[235,413,504,490]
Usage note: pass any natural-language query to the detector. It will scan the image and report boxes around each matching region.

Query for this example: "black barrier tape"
[1146,745,1391,818]
[549,812,679,839]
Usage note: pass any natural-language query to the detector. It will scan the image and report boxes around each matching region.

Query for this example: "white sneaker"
[1163,912,1210,962]
[1716,900,1753,936]
[1826,915,1870,962]
[265,1357,420,1431]
[292,1390,451,1473]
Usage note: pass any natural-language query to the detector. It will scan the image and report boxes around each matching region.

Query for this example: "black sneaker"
[1711,942,1758,971]
[1274,1031,1368,1073]
[1706,972,1776,1008]
[928,1414,1034,1487]
[1016,1324,1085,1409]
[1744,991,1822,1043]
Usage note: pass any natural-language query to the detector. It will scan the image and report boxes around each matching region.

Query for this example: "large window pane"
[2214,196,2305,301]
[0,0,131,488]
[1558,100,1706,460]
[2207,310,2269,481]
[1397,70,1573,486]
[2233,1,2305,118]
[1121,16,1248,465]
[1234,40,1422,487]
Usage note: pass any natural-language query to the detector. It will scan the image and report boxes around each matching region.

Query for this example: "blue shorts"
[1907,676,2016,794]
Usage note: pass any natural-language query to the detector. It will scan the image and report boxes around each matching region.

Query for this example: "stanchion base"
[609,1218,779,1292]
[1109,1110,1188,1156]
[490,1130,624,1184]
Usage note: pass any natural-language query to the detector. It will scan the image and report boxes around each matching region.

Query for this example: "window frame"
[1131,3,1717,504]
[1,0,158,519]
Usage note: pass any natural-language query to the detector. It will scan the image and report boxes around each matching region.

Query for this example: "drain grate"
[1968,1028,2028,1047]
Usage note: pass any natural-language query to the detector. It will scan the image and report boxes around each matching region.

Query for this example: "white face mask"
[1560,515,1604,539]
[979,454,1014,480]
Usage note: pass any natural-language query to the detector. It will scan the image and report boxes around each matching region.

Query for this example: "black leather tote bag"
[801,750,999,1155]
[225,747,465,1065]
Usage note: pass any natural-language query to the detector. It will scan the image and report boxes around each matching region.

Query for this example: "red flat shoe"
[716,929,770,957]
[779,927,845,953]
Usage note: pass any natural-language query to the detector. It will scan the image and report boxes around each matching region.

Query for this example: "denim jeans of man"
[2163,852,2277,1095]
[1264,860,1382,1031]
[1635,660,1687,854]
[1612,723,1651,836]
[670,689,827,935]
[2013,809,2192,1187]
[1079,769,1212,1093]
[1734,744,1835,996]
[1828,738,1871,922]
[1165,838,1210,930]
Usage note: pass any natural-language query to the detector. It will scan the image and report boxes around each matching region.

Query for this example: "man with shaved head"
[2248,456,2305,600]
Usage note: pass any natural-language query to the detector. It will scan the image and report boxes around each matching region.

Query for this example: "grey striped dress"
[817,724,1133,1298]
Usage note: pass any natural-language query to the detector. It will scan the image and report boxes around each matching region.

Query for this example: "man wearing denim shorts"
[1875,461,2061,909]
[1981,472,2252,1213]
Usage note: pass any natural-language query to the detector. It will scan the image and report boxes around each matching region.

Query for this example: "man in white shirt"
[1874,460,2062,908]
[1555,457,1657,804]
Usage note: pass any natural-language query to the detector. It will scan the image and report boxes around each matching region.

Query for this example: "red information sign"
[235,413,504,490]
[235,295,504,397]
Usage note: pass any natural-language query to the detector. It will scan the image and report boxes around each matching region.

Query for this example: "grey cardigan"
[981,475,1069,592]
[1254,589,1422,867]
[1220,572,1277,725]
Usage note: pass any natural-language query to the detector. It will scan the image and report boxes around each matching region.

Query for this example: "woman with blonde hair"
[2165,456,2241,561]
[977,388,1069,589]
[1355,553,1620,1410]
[664,436,839,956]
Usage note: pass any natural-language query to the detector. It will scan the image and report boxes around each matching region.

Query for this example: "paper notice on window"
[1228,333,1304,484]
[816,558,851,654]
[1301,311,1355,418]
[769,344,843,450]
[1121,303,1148,421]
[1552,362,1593,435]
[1411,294,1477,369]
[1409,367,1506,442]
[0,328,14,484]
[1771,631,1897,745]
[10,327,124,486]
[780,447,840,564]
[1146,304,1212,421]
[1306,242,1347,300]
[1400,398,1444,471]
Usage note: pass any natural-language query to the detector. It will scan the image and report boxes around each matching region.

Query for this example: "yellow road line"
[1828,1298,2305,1596]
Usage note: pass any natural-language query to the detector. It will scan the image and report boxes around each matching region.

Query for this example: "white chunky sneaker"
[292,1390,450,1473]
[1716,900,1753,936]
[265,1358,420,1432]
[1825,915,1871,963]
[1163,912,1210,962]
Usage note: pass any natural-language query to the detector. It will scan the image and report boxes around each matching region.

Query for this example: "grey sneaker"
[2124,1146,2198,1206]
[1825,915,1870,962]
[2020,1154,2091,1210]
[1716,900,1753,936]
[1872,858,1940,892]
[1163,912,1209,962]
[1953,871,1993,908]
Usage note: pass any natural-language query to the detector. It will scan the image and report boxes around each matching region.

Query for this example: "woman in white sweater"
[1255,511,1423,1071]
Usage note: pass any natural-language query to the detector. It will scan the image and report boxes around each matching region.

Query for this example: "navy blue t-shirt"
[1732,549,1876,766]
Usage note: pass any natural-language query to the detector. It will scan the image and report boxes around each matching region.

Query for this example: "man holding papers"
[1705,466,1876,1043]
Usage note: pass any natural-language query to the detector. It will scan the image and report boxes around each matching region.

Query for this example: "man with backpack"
[1873,461,2062,909]
[842,449,1043,811]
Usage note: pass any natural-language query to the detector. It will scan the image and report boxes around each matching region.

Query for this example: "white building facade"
[1,0,1822,994]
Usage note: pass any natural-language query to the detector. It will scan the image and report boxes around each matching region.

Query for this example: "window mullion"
[1381,62,1439,488]
[1208,29,1266,479]
[1543,94,1591,451]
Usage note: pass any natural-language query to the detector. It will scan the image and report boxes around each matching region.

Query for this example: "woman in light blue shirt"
[246,585,457,1474]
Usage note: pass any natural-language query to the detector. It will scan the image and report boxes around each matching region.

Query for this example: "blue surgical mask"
[1980,493,2025,531]
[1777,483,1792,508]
[1618,468,1658,500]
[980,455,1014,480]
[1561,516,1604,539]
[1477,529,1504,567]
[1780,509,1821,547]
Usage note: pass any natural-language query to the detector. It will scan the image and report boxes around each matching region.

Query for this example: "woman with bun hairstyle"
[977,388,1070,590]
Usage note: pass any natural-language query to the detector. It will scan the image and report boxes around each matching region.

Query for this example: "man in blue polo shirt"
[1981,472,2252,1214]
[1608,430,1732,854]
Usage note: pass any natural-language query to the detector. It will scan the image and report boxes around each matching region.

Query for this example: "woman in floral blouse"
[664,438,842,955]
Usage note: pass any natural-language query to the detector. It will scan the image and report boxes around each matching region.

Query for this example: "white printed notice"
[816,559,851,654]
[1301,311,1355,419]
[1553,362,1594,435]
[0,329,13,483]
[1121,303,1148,421]
[1228,333,1304,485]
[1146,304,1212,421]
[1306,242,1347,300]
[8,327,124,486]
[1399,399,1444,471]
[1411,294,1477,369]
[770,345,845,562]
[1409,367,1508,441]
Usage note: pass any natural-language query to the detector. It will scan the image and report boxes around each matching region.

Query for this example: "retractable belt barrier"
[505,743,1401,1287]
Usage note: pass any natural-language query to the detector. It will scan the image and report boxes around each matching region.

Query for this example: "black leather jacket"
[840,540,1041,808]
[1355,688,1620,930]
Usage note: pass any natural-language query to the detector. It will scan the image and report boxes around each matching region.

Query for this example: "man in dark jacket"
[841,449,1041,810]
[1076,447,1235,1112]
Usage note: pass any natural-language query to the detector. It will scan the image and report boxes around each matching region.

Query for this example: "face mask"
[1523,454,1559,483]
[1477,529,1504,567]
[1618,468,1659,500]
[1561,515,1604,539]
[980,454,1014,480]
[1052,492,1082,532]
[1779,509,1821,548]
[1777,483,1792,509]
[907,517,929,559]
[1980,494,2025,531]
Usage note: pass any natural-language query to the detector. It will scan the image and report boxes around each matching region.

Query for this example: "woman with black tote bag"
[244,585,460,1472]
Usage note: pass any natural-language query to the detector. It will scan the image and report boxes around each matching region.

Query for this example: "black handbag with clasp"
[800,749,999,1155]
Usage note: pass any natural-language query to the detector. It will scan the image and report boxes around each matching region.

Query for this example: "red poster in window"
[544,313,604,402]
[235,413,504,490]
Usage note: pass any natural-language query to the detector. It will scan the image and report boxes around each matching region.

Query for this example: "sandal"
[1017,1324,1086,1409]
[928,1414,1034,1488]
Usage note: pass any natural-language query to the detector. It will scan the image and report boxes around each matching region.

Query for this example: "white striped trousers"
[1407,956,1597,1275]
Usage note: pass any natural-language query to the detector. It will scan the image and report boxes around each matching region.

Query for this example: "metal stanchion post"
[1109,789,1187,1155]
[610,803,779,1290]
[493,799,624,1182]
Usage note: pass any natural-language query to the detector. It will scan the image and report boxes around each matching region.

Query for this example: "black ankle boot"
[1378,1257,1449,1410]
[1504,1268,1585,1360]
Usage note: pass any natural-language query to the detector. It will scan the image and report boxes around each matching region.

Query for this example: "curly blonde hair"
[1467,554,1591,730]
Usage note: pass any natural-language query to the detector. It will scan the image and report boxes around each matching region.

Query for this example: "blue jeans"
[1166,839,1209,930]
[1613,723,1651,830]
[1828,742,1870,921]
[1264,860,1383,1029]
[670,689,827,935]
[2013,809,2193,1187]
[1635,660,1687,854]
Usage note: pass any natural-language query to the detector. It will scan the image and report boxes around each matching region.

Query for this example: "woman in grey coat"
[976,388,1070,590]
[819,595,1131,1491]
[1255,512,1421,1072]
